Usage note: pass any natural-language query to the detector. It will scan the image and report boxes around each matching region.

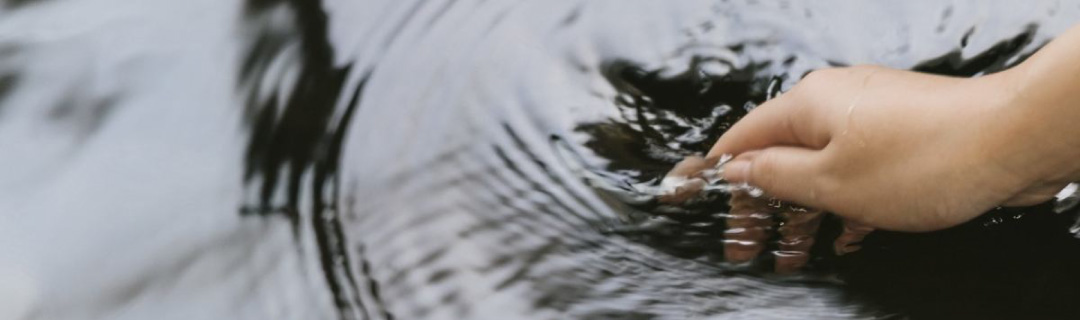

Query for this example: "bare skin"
[664,24,1080,268]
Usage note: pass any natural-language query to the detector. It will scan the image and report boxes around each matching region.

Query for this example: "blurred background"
[2,0,1080,319]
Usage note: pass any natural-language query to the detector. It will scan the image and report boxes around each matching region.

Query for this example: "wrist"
[976,66,1080,186]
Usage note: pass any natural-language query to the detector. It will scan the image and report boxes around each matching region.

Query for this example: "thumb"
[722,146,826,209]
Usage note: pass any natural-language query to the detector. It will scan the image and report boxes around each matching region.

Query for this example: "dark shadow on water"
[841,203,1080,320]
[0,74,17,116]
[238,0,384,319]
[913,24,1040,76]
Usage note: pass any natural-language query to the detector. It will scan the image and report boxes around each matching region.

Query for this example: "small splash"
[1054,183,1079,213]
[648,153,764,202]
[1055,183,1080,238]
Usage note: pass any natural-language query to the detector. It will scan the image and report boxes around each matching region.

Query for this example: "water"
[3,0,1080,319]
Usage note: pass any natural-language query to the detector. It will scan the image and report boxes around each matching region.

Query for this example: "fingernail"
[722,160,751,182]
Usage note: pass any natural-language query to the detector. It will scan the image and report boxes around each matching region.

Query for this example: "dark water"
[3,0,1080,319]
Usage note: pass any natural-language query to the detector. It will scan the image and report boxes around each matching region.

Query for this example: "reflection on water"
[3,0,1080,319]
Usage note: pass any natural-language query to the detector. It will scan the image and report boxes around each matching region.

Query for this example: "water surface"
[2,0,1080,319]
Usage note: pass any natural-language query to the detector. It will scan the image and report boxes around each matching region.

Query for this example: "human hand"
[659,65,1058,271]
[709,65,1069,232]
[660,24,1080,270]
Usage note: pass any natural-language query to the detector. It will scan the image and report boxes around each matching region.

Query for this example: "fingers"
[775,208,824,274]
[665,156,716,178]
[725,191,777,264]
[727,191,827,273]
[707,92,831,159]
[722,146,828,210]
[833,219,874,255]
[657,156,717,204]
[665,152,838,272]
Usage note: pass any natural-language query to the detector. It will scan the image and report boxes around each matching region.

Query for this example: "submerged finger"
[657,156,717,204]
[725,191,777,264]
[834,219,874,255]
[774,207,825,274]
